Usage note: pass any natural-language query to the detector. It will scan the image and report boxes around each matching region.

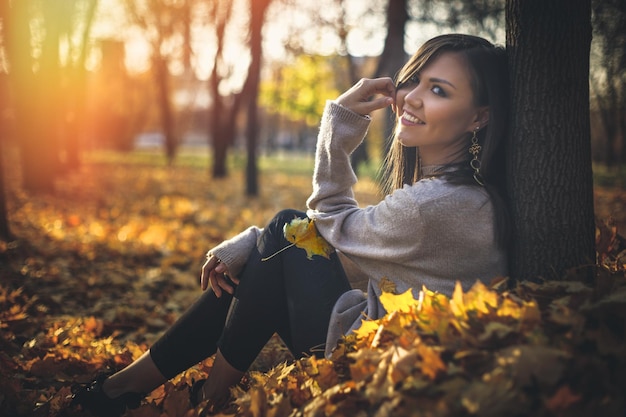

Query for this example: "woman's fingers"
[214,262,240,287]
[200,256,219,291]
[201,256,239,296]
[336,77,396,116]
[210,270,236,297]
[208,271,222,297]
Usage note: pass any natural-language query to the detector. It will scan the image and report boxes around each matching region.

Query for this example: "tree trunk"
[209,0,235,178]
[506,0,595,281]
[6,0,60,193]
[375,0,408,157]
[211,93,229,178]
[0,58,10,239]
[154,55,177,164]
[244,0,272,197]
[0,1,10,240]
[64,0,98,172]
[0,136,11,241]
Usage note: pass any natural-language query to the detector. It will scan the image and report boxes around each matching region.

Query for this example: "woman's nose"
[403,86,423,107]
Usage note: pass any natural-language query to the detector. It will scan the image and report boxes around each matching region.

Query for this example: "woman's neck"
[418,141,468,167]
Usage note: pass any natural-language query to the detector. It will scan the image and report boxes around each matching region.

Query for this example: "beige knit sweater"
[209,101,508,354]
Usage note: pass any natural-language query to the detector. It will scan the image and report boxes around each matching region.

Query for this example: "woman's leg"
[149,284,234,379]
[99,351,166,398]
[100,285,235,397]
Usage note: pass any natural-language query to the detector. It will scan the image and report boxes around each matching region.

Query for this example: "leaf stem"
[261,243,295,261]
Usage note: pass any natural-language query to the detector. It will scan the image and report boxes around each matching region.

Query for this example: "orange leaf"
[416,344,446,379]
[545,385,581,412]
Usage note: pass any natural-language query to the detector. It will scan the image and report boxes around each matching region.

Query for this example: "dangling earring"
[468,127,484,186]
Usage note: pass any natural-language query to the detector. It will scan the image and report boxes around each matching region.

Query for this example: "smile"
[402,112,425,125]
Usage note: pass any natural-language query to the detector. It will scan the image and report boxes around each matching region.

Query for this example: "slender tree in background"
[506,0,595,281]
[63,0,98,172]
[0,0,11,240]
[3,0,97,192]
[125,0,194,165]
[0,114,9,239]
[374,0,408,157]
[590,0,626,169]
[243,0,272,196]
[413,0,504,41]
[207,0,245,179]
[0,145,9,240]
[334,0,367,169]
[4,0,60,193]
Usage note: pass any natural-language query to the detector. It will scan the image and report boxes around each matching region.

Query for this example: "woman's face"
[394,51,488,164]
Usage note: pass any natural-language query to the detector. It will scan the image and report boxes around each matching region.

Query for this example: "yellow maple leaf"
[450,281,467,320]
[380,288,417,314]
[283,217,333,259]
[353,318,382,340]
[465,281,499,316]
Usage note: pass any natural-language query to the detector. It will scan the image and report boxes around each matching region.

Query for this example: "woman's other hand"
[335,77,396,117]
[201,256,239,296]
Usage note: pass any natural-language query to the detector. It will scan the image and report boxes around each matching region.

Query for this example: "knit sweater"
[208,101,508,354]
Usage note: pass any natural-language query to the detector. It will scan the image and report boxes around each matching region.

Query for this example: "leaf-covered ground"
[0,150,625,417]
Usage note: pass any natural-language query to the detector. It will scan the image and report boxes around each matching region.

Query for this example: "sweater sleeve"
[206,226,263,277]
[306,101,372,214]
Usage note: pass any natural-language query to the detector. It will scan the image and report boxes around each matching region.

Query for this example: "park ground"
[0,149,625,416]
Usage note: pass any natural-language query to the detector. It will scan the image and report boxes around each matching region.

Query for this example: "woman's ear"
[476,106,490,128]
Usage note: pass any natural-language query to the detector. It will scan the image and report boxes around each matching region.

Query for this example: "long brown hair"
[380,34,510,246]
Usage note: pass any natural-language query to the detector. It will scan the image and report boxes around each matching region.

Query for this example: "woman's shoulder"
[403,177,490,205]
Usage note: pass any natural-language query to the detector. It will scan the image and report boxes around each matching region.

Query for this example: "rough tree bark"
[506,0,596,281]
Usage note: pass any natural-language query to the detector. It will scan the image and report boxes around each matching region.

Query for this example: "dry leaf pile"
[232,270,626,417]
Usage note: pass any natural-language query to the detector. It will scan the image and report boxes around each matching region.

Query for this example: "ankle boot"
[71,373,145,417]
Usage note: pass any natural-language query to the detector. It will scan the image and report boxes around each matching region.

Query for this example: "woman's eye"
[432,85,447,97]
[398,74,419,89]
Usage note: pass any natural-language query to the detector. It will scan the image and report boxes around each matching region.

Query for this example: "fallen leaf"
[380,288,416,314]
[272,217,334,260]
[545,385,581,413]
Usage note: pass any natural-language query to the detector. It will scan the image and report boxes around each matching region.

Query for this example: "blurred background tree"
[124,0,195,164]
[2,0,98,192]
[590,0,625,170]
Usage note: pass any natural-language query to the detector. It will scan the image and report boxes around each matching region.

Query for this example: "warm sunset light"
[1,1,625,416]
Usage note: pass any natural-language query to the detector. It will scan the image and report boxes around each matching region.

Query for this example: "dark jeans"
[150,209,351,376]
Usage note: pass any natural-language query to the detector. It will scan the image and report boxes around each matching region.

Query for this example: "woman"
[72,33,510,416]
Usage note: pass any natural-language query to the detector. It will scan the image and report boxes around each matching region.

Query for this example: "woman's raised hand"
[201,255,239,297]
[335,77,396,117]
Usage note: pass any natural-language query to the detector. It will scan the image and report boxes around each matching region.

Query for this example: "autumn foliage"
[1,154,625,417]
